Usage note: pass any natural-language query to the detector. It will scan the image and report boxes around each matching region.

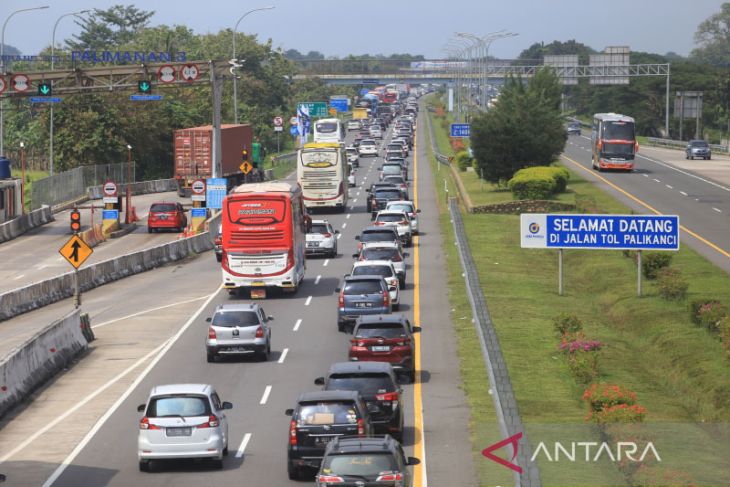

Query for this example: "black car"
[286,390,374,480]
[366,182,398,212]
[315,362,403,440]
[315,435,420,486]
[566,122,582,135]
[370,188,405,217]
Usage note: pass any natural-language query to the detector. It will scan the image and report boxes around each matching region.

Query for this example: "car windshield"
[377,214,406,223]
[361,231,396,242]
[362,248,400,261]
[362,141,376,147]
[212,311,260,327]
[326,373,396,395]
[387,204,413,213]
[297,402,358,425]
[387,145,402,151]
[147,395,210,417]
[384,177,405,184]
[353,265,393,277]
[310,224,330,234]
[344,280,383,295]
[151,203,177,212]
[690,140,709,147]
[322,454,397,478]
[355,323,407,339]
[375,190,401,200]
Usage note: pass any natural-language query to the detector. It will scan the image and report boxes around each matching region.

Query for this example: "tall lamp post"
[232,6,274,124]
[481,32,518,110]
[50,9,89,176]
[1,5,50,156]
[19,141,25,213]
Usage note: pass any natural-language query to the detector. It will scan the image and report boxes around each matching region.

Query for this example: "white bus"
[313,118,345,145]
[297,142,349,212]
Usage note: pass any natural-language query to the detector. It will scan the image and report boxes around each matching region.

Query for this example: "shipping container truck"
[173,124,254,197]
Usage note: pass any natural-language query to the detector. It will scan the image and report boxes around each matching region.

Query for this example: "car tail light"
[357,418,365,436]
[198,415,219,428]
[392,254,402,262]
[374,221,384,226]
[383,290,390,307]
[208,327,217,340]
[400,220,408,225]
[376,471,403,481]
[323,232,332,238]
[395,338,411,347]
[350,339,367,350]
[255,326,264,338]
[375,391,399,402]
[338,292,345,308]
[139,417,161,430]
[289,420,297,446]
[317,475,345,483]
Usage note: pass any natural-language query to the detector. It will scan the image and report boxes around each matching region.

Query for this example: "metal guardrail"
[449,198,540,487]
[424,109,451,165]
[645,137,728,153]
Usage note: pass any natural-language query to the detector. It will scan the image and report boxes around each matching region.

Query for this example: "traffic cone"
[128,206,140,223]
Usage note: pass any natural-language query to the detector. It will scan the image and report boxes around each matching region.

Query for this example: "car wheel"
[690,156,694,160]
[338,321,346,333]
[223,445,229,456]
[147,227,152,234]
[216,254,222,263]
[139,460,150,472]
[399,277,405,289]
[206,351,216,363]
[288,463,300,480]
[393,302,400,311]
[408,370,416,384]
[258,344,270,362]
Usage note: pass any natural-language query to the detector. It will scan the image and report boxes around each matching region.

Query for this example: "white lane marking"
[1,340,168,465]
[346,214,351,220]
[305,295,312,306]
[357,192,361,196]
[680,191,688,196]
[342,222,347,229]
[293,319,302,331]
[336,233,342,240]
[643,174,649,178]
[41,286,223,486]
[235,433,252,459]
[350,205,355,210]
[278,348,289,364]
[260,385,272,405]
[637,153,730,193]
[36,264,48,270]
[315,274,322,285]
[653,178,661,183]
[353,199,357,203]
[666,185,673,189]
[13,274,25,280]
[713,207,722,213]
[92,294,211,329]
[323,259,330,267]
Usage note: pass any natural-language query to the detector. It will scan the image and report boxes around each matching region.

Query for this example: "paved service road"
[0,104,479,486]
[0,191,189,293]
[564,134,730,273]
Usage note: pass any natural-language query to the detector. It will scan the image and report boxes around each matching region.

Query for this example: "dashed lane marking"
[235,433,252,459]
[293,319,302,331]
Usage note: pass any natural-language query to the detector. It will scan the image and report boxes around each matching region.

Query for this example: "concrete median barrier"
[0,231,214,322]
[0,309,88,419]
[79,223,107,248]
[0,205,54,244]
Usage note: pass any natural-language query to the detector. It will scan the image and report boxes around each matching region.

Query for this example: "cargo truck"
[173,124,254,197]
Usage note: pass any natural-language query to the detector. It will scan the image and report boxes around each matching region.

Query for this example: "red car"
[147,202,187,233]
[349,314,421,383]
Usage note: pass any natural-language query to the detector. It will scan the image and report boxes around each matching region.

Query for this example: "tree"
[518,40,595,63]
[692,2,730,67]
[68,5,155,49]
[471,69,566,184]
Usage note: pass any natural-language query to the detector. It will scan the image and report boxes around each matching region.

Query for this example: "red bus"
[382,91,398,104]
[591,113,638,171]
[221,182,310,297]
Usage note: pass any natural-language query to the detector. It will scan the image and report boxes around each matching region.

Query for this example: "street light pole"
[1,6,50,156]
[232,5,274,124]
[50,9,89,176]
[125,144,132,224]
[19,141,25,213]
[482,32,518,110]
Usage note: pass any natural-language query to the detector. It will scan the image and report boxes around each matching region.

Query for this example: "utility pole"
[211,62,223,178]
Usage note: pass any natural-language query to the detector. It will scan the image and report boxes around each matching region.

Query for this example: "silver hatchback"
[205,303,273,362]
[137,383,232,471]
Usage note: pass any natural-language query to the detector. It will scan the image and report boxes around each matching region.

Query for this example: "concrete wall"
[0,231,214,322]
[0,309,87,419]
[0,205,54,244]
[87,178,178,200]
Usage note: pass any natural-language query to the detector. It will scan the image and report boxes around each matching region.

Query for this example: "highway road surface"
[0,105,480,486]
[563,134,730,273]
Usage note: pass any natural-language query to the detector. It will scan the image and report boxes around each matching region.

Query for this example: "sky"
[1,0,725,59]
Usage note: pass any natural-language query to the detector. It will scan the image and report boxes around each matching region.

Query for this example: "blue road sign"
[450,123,471,137]
[191,208,207,218]
[102,209,119,220]
[206,178,227,210]
[329,99,348,112]
[130,95,163,101]
[520,214,680,251]
[30,97,62,103]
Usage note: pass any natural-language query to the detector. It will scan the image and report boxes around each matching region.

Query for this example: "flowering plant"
[582,383,637,413]
[559,332,602,353]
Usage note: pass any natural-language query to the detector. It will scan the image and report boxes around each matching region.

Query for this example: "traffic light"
[241,148,249,163]
[138,80,152,94]
[70,208,81,233]
[38,82,51,96]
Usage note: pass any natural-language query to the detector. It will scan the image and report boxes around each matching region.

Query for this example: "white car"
[350,260,400,309]
[306,220,338,257]
[348,163,356,187]
[385,200,420,234]
[137,384,232,471]
[374,210,412,247]
[369,127,383,139]
[357,242,408,288]
[346,119,361,131]
[358,139,378,157]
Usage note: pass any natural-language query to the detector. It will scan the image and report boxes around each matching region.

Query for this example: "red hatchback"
[349,315,421,383]
[147,202,187,233]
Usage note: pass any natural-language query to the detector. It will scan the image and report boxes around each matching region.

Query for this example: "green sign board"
[252,142,261,164]
[297,102,328,117]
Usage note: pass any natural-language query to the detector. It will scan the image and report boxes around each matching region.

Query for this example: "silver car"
[137,383,232,471]
[356,242,408,288]
[386,200,420,234]
[350,260,400,308]
[205,303,273,362]
[307,219,339,257]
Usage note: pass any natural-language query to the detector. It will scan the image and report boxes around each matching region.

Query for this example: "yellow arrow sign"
[59,234,93,270]
[240,161,253,174]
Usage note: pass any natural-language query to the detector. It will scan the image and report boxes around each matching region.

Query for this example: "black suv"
[370,188,405,218]
[315,435,420,486]
[286,390,374,480]
[366,182,398,212]
[315,362,404,441]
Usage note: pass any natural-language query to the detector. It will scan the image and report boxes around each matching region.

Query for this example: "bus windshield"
[603,121,634,141]
[315,121,338,133]
[225,198,287,226]
[300,149,338,168]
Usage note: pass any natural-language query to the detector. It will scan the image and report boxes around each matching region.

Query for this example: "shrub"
[508,173,556,199]
[641,252,673,279]
[559,333,603,353]
[512,166,570,193]
[552,313,583,336]
[591,403,647,424]
[691,299,727,332]
[450,138,465,152]
[582,383,637,413]
[719,316,730,359]
[454,150,471,172]
[656,268,689,301]
[567,352,600,384]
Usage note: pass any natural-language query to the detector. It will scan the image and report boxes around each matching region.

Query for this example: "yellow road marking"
[413,125,427,486]
[561,154,730,259]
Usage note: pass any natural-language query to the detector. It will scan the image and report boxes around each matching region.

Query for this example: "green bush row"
[507,166,570,200]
